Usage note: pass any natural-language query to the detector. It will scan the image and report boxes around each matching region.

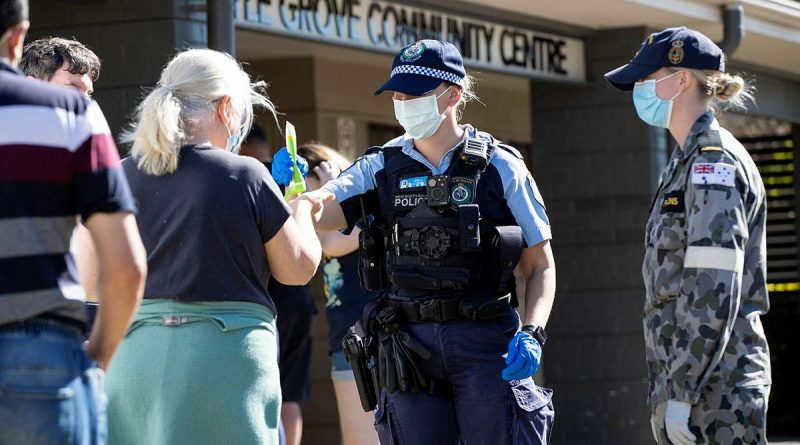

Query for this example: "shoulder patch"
[691,162,734,187]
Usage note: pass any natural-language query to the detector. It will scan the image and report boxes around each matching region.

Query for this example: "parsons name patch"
[661,191,684,213]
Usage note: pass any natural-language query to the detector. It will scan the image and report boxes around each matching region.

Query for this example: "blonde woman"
[92,49,322,445]
[606,27,770,444]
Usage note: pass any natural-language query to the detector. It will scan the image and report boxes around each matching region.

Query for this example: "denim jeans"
[0,318,107,445]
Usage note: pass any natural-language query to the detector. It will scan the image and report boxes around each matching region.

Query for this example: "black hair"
[0,0,27,37]
[20,37,101,81]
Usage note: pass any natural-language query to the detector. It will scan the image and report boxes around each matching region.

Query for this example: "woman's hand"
[313,161,341,187]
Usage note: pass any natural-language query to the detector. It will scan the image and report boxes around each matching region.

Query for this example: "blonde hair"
[297,143,352,174]
[683,68,755,111]
[123,49,276,175]
[454,73,480,119]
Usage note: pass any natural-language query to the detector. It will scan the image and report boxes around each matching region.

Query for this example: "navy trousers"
[374,305,554,444]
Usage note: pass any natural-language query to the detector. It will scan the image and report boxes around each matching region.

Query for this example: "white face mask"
[393,87,451,140]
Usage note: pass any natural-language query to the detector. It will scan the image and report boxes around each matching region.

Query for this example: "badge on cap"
[669,40,684,65]
[401,42,426,63]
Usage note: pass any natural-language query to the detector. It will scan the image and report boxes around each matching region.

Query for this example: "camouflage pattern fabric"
[652,385,769,444]
[642,112,771,427]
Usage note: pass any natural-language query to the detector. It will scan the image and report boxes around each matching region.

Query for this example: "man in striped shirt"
[0,1,147,442]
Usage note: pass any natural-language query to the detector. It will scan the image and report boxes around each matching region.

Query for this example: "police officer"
[301,40,555,444]
[605,27,771,445]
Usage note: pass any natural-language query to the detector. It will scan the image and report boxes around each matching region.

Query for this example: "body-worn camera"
[426,175,450,207]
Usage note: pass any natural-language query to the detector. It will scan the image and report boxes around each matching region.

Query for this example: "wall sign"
[235,0,586,82]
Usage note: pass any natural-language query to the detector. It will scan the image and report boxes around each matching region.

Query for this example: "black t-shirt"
[123,145,291,312]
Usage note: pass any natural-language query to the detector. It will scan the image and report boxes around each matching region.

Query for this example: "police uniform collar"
[393,127,472,175]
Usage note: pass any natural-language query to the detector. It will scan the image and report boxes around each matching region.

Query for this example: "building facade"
[29,0,800,443]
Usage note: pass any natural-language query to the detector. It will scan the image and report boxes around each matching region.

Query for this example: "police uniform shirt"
[322,125,551,248]
[642,111,770,407]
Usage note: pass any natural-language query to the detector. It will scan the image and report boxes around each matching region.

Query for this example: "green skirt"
[105,299,280,445]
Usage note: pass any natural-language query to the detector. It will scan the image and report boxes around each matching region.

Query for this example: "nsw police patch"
[449,177,475,206]
[400,42,426,62]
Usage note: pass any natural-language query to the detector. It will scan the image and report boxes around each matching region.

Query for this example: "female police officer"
[300,40,555,444]
[605,27,770,445]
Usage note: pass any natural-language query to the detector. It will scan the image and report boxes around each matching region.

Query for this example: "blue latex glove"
[271,146,309,186]
[501,331,542,381]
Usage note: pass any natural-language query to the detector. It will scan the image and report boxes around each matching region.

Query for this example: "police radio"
[358,198,386,291]
[460,138,489,170]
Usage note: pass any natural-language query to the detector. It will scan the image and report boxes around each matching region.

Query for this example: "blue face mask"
[226,131,241,153]
[224,109,242,152]
[632,71,682,128]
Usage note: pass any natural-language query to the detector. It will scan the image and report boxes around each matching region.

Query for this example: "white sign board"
[235,0,586,82]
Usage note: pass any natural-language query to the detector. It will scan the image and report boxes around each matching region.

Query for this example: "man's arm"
[73,221,99,301]
[83,212,147,369]
[517,240,556,327]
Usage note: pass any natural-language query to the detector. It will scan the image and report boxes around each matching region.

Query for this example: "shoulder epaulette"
[495,143,524,161]
[699,146,724,152]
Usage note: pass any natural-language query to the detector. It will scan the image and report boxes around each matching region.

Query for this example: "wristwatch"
[521,325,548,346]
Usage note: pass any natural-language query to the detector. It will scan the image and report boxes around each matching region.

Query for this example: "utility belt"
[384,293,512,323]
[342,292,512,411]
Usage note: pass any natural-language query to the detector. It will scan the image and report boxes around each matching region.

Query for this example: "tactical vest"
[362,135,524,299]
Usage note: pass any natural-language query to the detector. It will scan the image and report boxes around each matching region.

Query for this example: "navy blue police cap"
[375,40,466,96]
[605,27,725,91]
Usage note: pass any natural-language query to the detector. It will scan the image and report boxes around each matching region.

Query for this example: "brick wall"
[530,27,666,444]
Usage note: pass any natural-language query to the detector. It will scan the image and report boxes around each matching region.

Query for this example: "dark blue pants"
[0,318,106,445]
[374,306,554,444]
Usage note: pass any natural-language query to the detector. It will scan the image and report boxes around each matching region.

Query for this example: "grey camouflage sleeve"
[668,151,749,403]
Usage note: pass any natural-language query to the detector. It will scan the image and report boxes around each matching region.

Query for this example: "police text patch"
[394,193,425,208]
[661,191,684,213]
[691,162,734,187]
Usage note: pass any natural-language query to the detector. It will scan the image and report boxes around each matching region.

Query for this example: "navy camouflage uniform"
[644,111,771,444]
[323,126,554,444]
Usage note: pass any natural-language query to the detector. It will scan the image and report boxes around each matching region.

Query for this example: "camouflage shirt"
[642,111,771,407]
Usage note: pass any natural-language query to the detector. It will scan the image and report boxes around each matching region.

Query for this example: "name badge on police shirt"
[691,162,734,187]
[395,175,428,209]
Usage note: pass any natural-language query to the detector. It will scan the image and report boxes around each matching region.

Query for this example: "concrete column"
[530,27,664,444]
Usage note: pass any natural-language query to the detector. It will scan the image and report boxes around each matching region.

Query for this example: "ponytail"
[127,87,183,175]
[689,69,755,111]
[122,49,278,176]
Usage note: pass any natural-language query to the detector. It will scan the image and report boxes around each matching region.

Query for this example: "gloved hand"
[664,400,695,445]
[501,331,541,381]
[271,146,309,186]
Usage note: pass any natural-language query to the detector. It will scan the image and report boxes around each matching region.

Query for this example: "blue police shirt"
[322,125,551,248]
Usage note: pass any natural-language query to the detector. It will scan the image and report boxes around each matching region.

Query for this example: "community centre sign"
[234,0,586,82]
